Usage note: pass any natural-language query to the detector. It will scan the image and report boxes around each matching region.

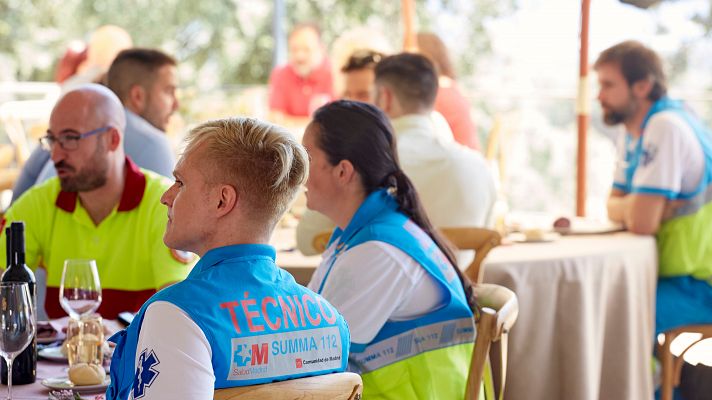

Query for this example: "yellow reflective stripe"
[658,200,712,279]
[360,343,473,399]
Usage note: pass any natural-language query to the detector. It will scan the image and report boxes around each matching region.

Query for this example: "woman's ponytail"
[388,169,478,313]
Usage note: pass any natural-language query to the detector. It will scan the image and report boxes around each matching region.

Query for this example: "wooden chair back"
[214,372,363,400]
[466,284,519,400]
[439,227,514,400]
[658,325,712,400]
[439,227,502,284]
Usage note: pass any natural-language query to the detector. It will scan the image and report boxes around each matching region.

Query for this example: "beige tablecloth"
[0,360,106,399]
[484,232,657,400]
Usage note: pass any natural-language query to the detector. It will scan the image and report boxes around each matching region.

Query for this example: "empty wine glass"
[0,282,35,399]
[59,259,102,320]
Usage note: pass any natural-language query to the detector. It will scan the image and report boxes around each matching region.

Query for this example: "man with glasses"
[12,48,178,202]
[0,83,193,319]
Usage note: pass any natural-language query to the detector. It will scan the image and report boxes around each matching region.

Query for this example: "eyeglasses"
[39,126,111,151]
[342,50,384,72]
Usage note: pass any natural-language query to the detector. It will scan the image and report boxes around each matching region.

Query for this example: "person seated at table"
[268,23,333,128]
[12,25,134,202]
[303,100,477,399]
[596,41,712,339]
[107,117,350,399]
[340,49,385,103]
[296,53,494,257]
[0,83,193,319]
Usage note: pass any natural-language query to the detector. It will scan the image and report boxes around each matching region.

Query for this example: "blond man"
[106,117,350,400]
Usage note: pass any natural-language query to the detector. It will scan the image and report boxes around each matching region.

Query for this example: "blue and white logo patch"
[641,144,658,167]
[133,349,160,399]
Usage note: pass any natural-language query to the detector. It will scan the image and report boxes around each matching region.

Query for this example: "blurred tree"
[0,0,514,88]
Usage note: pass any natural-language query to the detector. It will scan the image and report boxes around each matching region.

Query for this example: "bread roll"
[68,363,105,386]
[524,228,546,241]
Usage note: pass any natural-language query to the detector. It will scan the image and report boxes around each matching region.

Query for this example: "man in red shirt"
[268,23,333,128]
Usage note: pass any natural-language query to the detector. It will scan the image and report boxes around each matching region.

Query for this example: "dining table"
[0,361,107,399]
[273,228,659,400]
[483,232,657,400]
[0,319,122,399]
[5,230,658,399]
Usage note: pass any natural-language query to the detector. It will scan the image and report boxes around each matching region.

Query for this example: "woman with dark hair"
[303,100,478,399]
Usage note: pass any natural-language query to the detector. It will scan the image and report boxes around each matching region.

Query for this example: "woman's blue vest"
[317,189,475,374]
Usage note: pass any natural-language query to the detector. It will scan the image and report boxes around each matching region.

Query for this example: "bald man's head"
[48,83,127,192]
[53,83,126,134]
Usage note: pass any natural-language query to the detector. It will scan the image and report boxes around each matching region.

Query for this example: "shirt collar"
[641,96,681,131]
[55,156,147,213]
[190,244,276,276]
[390,114,436,137]
[125,109,164,134]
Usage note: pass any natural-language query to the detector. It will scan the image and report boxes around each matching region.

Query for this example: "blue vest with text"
[613,97,712,280]
[106,244,350,400]
[317,189,475,374]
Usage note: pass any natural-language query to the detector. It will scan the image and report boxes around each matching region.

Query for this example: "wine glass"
[0,282,35,399]
[59,259,102,320]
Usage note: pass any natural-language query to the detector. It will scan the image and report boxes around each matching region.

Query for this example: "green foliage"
[0,0,514,86]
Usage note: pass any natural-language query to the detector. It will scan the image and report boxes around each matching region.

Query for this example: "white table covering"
[483,232,657,400]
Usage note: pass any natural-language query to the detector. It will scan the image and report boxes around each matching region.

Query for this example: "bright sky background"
[442,0,712,216]
[478,0,711,97]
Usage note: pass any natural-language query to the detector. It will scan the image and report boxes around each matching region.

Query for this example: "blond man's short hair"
[184,117,308,228]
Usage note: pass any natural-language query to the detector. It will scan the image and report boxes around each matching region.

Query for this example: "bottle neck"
[10,223,25,267]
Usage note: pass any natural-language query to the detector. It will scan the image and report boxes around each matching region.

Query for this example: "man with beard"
[595,41,712,337]
[0,84,193,319]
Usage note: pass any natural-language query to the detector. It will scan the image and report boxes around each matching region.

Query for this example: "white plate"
[39,344,113,363]
[42,375,110,393]
[37,331,66,345]
[38,346,67,362]
[554,218,624,235]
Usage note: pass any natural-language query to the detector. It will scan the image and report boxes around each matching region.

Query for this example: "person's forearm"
[607,196,628,223]
[608,193,666,235]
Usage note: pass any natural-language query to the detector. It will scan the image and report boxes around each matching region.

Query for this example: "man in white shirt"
[296,52,495,256]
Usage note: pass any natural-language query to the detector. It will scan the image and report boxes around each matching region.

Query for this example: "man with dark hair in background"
[372,52,494,232]
[13,48,178,201]
[340,49,383,103]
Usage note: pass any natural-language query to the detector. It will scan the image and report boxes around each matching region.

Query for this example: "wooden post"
[576,0,591,217]
[401,0,417,52]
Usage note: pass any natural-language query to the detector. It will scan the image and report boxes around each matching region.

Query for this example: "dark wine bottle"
[1,222,37,384]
